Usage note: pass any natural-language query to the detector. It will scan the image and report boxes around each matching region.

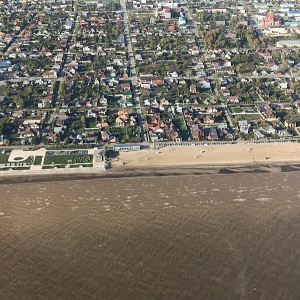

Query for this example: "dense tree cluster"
[199,27,230,49]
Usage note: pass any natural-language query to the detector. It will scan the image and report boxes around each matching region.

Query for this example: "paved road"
[120,0,147,142]
[1,72,294,85]
[182,0,200,39]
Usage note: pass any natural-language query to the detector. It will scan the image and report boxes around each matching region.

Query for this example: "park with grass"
[43,151,93,166]
[0,147,105,172]
[0,148,35,167]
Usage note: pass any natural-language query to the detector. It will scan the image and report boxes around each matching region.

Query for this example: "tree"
[14,97,24,109]
[279,57,289,73]
[58,79,66,99]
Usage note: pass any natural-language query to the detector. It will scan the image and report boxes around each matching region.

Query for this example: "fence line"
[153,138,294,148]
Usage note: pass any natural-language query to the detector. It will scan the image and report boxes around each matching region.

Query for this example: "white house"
[239,120,251,134]
[279,80,288,89]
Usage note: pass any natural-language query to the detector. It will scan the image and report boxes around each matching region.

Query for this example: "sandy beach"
[0,142,300,184]
[112,142,300,169]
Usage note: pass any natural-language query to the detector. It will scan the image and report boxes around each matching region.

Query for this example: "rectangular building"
[112,144,141,152]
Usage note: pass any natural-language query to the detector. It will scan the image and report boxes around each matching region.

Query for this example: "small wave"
[256,198,272,203]
[234,198,246,202]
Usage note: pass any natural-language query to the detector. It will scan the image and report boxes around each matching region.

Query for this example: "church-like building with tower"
[260,11,281,26]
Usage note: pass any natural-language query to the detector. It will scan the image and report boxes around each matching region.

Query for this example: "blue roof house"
[65,21,73,30]
[118,36,125,44]
[0,60,12,67]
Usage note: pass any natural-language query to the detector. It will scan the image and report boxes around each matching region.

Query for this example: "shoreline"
[0,161,299,185]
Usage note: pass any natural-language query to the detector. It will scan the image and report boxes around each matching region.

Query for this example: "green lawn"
[0,154,9,164]
[231,107,244,114]
[9,133,20,139]
[85,117,97,128]
[43,154,93,165]
[112,126,139,142]
[242,114,264,121]
[34,156,43,165]
[0,149,12,164]
[79,64,94,74]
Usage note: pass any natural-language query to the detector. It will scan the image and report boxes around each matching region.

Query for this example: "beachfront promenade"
[152,138,293,148]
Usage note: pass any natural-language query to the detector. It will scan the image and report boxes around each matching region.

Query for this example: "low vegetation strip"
[42,164,93,170]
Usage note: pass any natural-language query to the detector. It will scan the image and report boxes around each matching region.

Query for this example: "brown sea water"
[1,172,300,300]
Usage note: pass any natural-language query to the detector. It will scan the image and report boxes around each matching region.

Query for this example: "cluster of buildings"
[0,0,300,148]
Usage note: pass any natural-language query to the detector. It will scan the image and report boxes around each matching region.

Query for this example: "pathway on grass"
[8,148,47,171]
[8,148,47,162]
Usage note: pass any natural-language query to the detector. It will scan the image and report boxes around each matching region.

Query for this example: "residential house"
[191,124,204,140]
[239,120,251,134]
[253,128,266,139]
[259,124,276,135]
[121,82,131,91]
[164,8,171,19]
[278,129,292,137]
[203,115,215,124]
[200,78,211,89]
[279,80,288,89]
[226,96,241,104]
[222,87,231,97]
[190,84,197,94]
[43,70,57,79]
[55,111,69,122]
[259,103,276,120]
[295,102,300,113]
[19,128,35,138]
[257,88,271,98]
[140,74,164,85]
[239,18,248,26]
[285,118,296,128]
[53,124,64,134]
[0,60,11,67]
[205,127,219,141]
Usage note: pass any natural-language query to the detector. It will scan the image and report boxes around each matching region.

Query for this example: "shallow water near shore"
[1,172,300,299]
